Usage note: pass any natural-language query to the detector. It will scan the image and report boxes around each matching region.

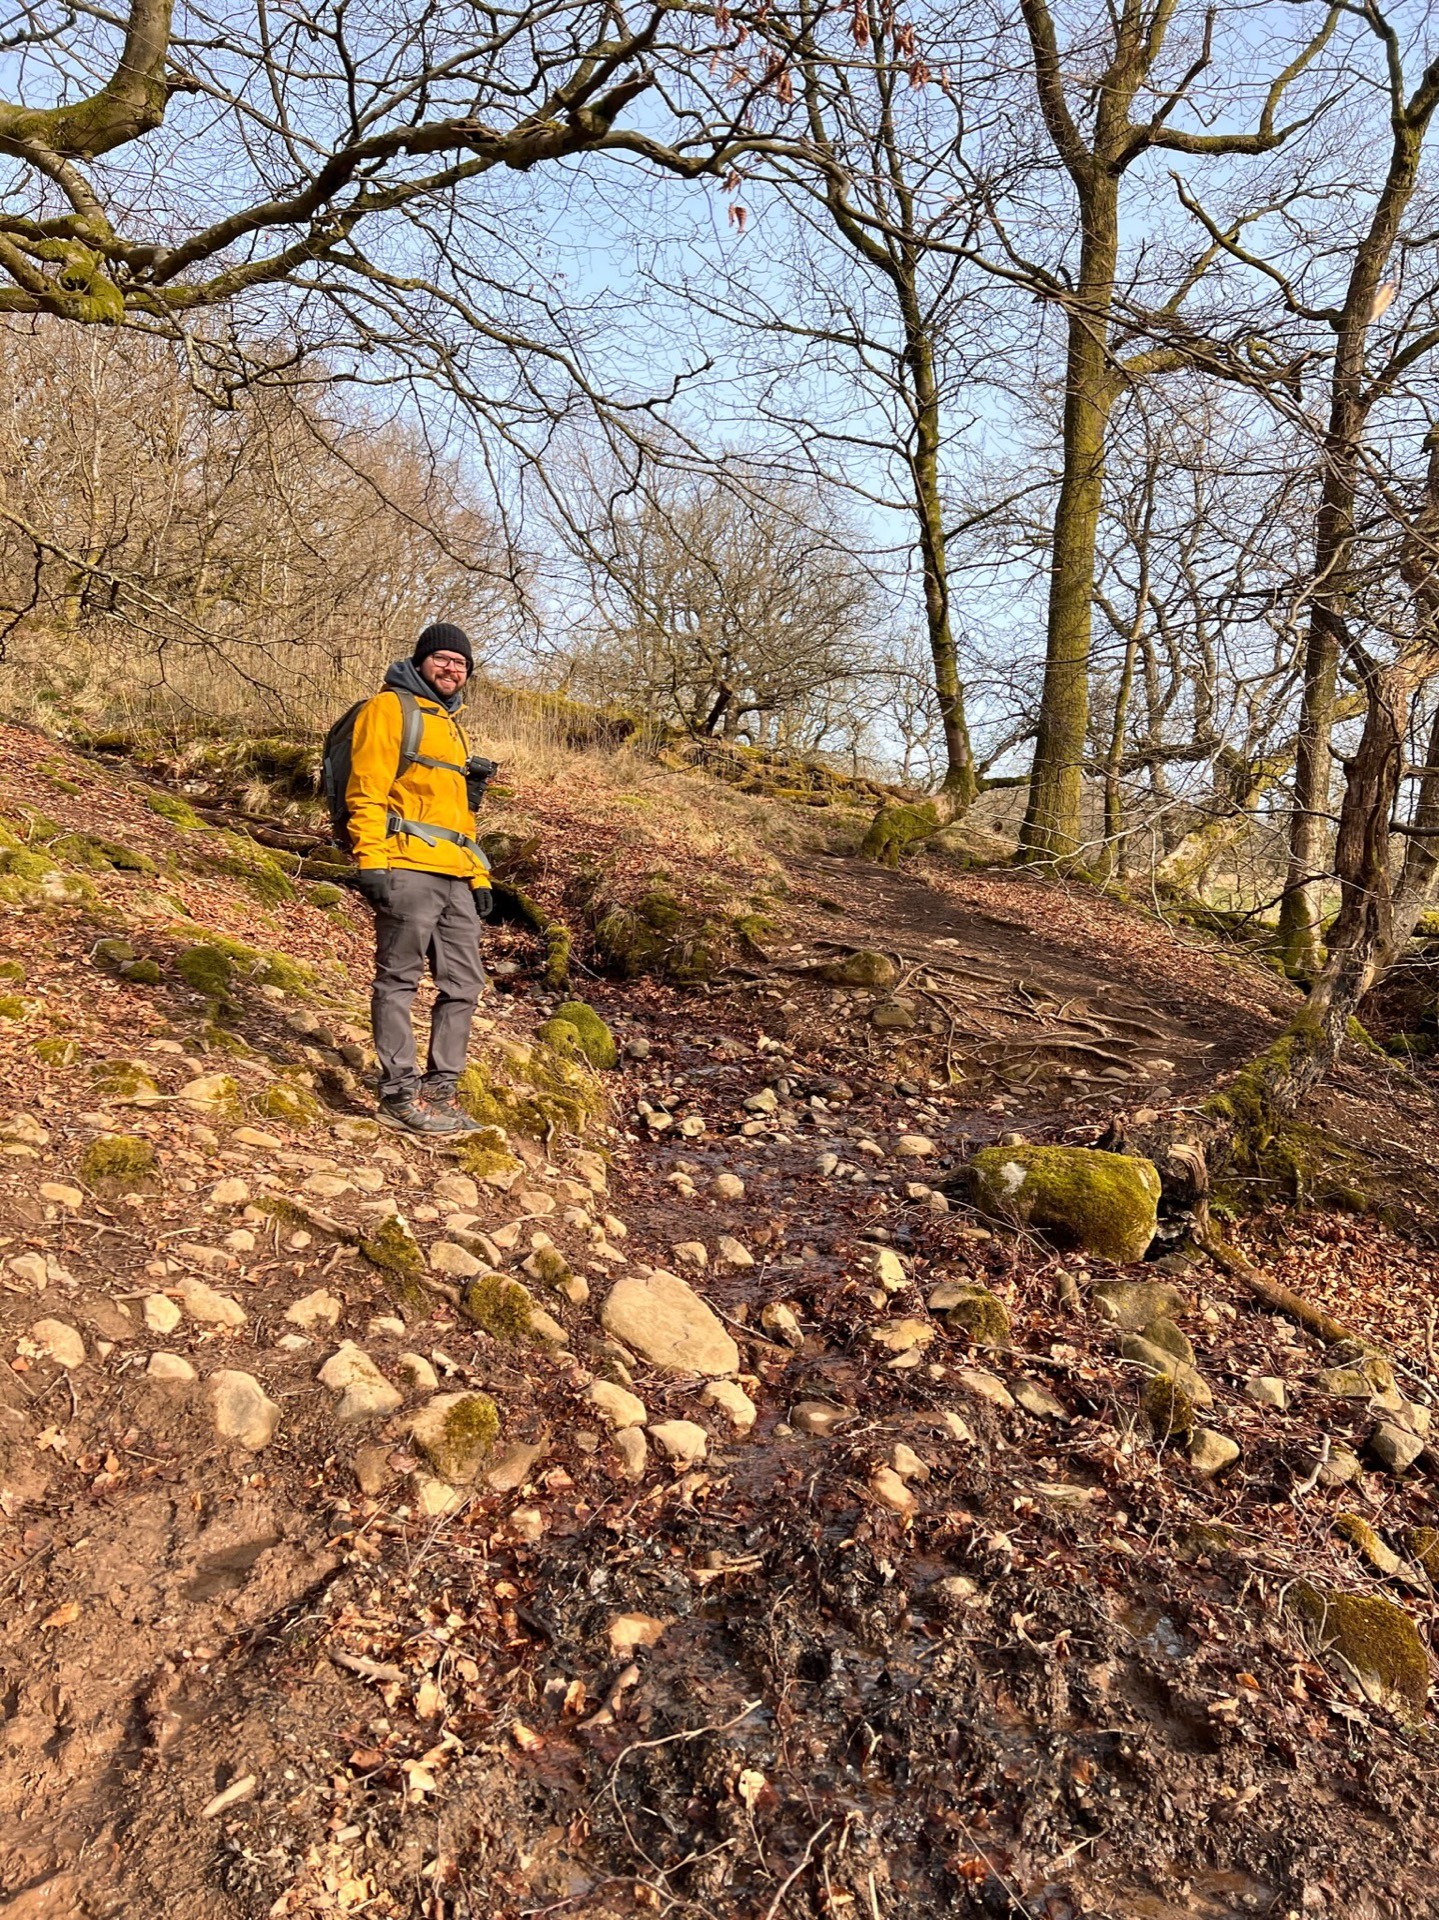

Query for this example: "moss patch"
[935,1284,1010,1346]
[145,790,203,830]
[457,1040,606,1142]
[409,1391,501,1484]
[1142,1373,1197,1440]
[177,944,234,998]
[967,1144,1161,1263]
[255,1081,320,1126]
[35,1036,79,1067]
[0,960,25,985]
[549,1001,617,1069]
[0,994,27,1021]
[201,830,296,906]
[1290,1584,1430,1715]
[79,1134,157,1189]
[454,1125,523,1184]
[308,884,345,909]
[461,1273,536,1341]
[92,1059,160,1102]
[51,832,155,876]
[861,800,945,867]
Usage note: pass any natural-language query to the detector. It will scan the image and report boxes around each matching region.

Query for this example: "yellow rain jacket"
[346,672,490,887]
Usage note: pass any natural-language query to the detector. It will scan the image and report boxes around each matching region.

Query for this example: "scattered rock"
[649,1419,708,1467]
[6,1252,48,1290]
[868,1465,917,1518]
[430,1239,484,1278]
[1013,1379,1068,1421]
[625,1036,651,1061]
[967,1145,1161,1263]
[587,1380,647,1430]
[672,1240,708,1269]
[930,1409,973,1443]
[871,1000,917,1031]
[318,1342,403,1421]
[893,1133,936,1158]
[818,950,898,990]
[39,1181,85,1210]
[873,1248,907,1291]
[1120,1333,1213,1406]
[870,1318,935,1356]
[600,1270,739,1377]
[433,1171,480,1209]
[710,1172,745,1201]
[396,1352,439,1393]
[510,1506,545,1542]
[210,1178,250,1207]
[743,1087,779,1115]
[889,1442,930,1481]
[177,1277,247,1329]
[1370,1421,1425,1476]
[1139,1316,1194,1364]
[1245,1375,1288,1410]
[716,1235,755,1270]
[353,1444,394,1495]
[1318,1444,1364,1487]
[285,1288,343,1332]
[703,1379,757,1431]
[930,1281,1010,1345]
[412,1472,466,1517]
[1187,1429,1240,1477]
[208,1370,280,1450]
[792,1400,847,1437]
[28,1320,85,1369]
[484,1437,548,1492]
[410,1392,501,1483]
[614,1428,648,1481]
[955,1367,1015,1410]
[760,1300,803,1347]
[147,1352,196,1381]
[143,1293,182,1335]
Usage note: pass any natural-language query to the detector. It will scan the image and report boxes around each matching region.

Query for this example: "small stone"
[1318,1444,1364,1487]
[873,1248,907,1292]
[147,1351,196,1381]
[223,1229,256,1253]
[869,1317,934,1355]
[930,1410,973,1443]
[318,1342,403,1421]
[587,1380,648,1430]
[600,1271,739,1377]
[711,1173,745,1201]
[869,1466,918,1518]
[433,1172,480,1209]
[1119,1334,1213,1406]
[956,1367,1015,1410]
[28,1319,85,1368]
[649,1419,708,1467]
[484,1438,548,1492]
[889,1442,930,1482]
[1140,1317,1195,1364]
[6,1252,48,1290]
[412,1472,466,1517]
[409,1392,501,1483]
[927,1191,950,1214]
[1245,1375,1288,1410]
[368,1315,406,1338]
[716,1235,755,1270]
[353,1444,393,1494]
[625,1036,651,1061]
[232,1127,281,1149]
[1013,1379,1068,1421]
[396,1351,439,1393]
[608,1612,668,1653]
[815,1152,839,1176]
[1404,1402,1433,1438]
[672,1240,708,1269]
[285,1288,343,1332]
[931,1574,981,1610]
[744,1087,779,1115]
[761,1300,803,1347]
[177,1277,247,1329]
[614,1427,648,1480]
[1187,1429,1240,1477]
[275,1334,309,1353]
[703,1379,756,1431]
[1370,1421,1425,1475]
[429,1240,483,1279]
[143,1293,182,1335]
[1089,1279,1188,1331]
[210,1178,250,1207]
[893,1134,936,1159]
[208,1370,280,1450]
[792,1400,847,1437]
[39,1182,84,1210]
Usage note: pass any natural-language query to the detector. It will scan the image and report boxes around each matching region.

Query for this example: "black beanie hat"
[413,621,474,670]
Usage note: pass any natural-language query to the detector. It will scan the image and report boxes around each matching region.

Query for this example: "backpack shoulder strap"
[391,688,426,774]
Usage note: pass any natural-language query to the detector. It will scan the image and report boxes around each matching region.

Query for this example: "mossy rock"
[461,1273,536,1341]
[457,1040,606,1142]
[0,960,25,985]
[121,959,162,985]
[0,994,27,1021]
[1334,1513,1406,1579]
[93,938,136,972]
[359,1214,425,1280]
[588,880,728,986]
[177,944,234,998]
[92,1059,160,1102]
[525,1244,573,1293]
[256,1081,320,1126]
[40,763,83,797]
[409,1391,501,1484]
[1090,1279,1189,1329]
[454,1124,523,1185]
[308,884,345,909]
[1402,1527,1439,1579]
[549,1000,617,1069]
[535,1017,584,1060]
[145,791,203,830]
[35,1036,79,1068]
[51,832,155,876]
[817,949,899,991]
[1289,1584,1430,1716]
[79,1134,157,1190]
[966,1144,1160,1263]
[932,1282,1010,1346]
[1139,1317,1194,1365]
[201,831,296,907]
[1142,1372,1197,1440]
[861,800,945,867]
[0,843,98,911]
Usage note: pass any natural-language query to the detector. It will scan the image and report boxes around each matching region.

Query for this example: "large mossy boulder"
[542,1000,617,1069]
[817,949,899,991]
[966,1144,1160,1264]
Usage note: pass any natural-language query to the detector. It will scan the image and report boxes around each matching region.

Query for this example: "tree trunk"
[1019,178,1119,863]
[1095,626,1138,881]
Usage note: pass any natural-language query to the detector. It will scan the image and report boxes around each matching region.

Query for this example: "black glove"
[473,886,494,919]
[354,868,393,912]
[465,756,499,812]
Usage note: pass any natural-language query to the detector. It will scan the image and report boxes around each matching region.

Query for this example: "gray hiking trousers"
[371,871,486,1100]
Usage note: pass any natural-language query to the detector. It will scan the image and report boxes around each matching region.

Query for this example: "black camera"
[464,755,499,811]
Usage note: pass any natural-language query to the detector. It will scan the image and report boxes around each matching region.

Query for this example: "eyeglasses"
[428,654,468,673]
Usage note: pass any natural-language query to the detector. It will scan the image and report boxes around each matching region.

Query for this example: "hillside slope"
[1,723,1439,1919]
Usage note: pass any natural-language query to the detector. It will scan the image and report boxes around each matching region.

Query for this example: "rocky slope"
[1,722,1438,1919]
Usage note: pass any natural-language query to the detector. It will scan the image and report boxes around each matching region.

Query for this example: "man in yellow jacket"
[346,623,495,1135]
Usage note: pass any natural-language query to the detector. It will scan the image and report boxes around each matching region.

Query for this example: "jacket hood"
[383,656,465,714]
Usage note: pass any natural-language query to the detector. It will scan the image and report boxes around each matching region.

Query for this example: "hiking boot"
[421,1085,482,1133]
[377,1093,465,1136]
